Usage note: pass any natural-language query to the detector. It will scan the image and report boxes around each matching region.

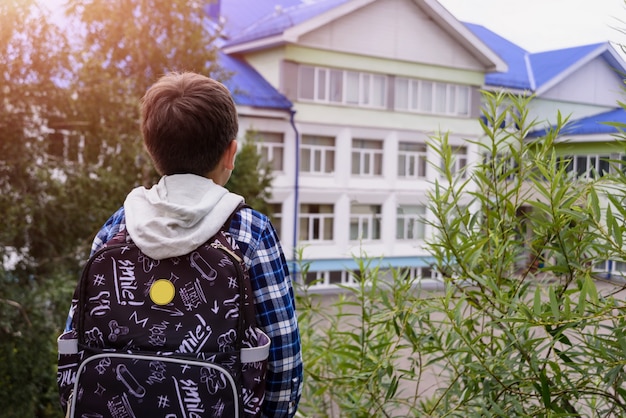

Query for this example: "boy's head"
[140,72,239,176]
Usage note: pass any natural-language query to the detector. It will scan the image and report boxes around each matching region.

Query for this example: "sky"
[439,0,626,52]
[40,0,626,53]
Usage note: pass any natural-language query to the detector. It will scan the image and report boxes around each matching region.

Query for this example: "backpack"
[57,208,269,418]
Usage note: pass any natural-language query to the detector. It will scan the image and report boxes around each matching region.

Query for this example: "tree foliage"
[0,1,227,415]
[226,132,275,216]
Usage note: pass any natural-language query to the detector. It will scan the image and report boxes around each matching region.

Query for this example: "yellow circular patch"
[150,279,175,305]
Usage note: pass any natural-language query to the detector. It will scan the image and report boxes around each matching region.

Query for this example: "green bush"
[296,92,626,417]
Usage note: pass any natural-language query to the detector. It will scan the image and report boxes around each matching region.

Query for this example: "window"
[255,132,284,172]
[396,205,426,240]
[394,77,470,116]
[298,65,387,108]
[449,146,468,178]
[299,204,334,242]
[397,266,437,281]
[350,204,381,241]
[302,270,344,286]
[483,152,517,181]
[47,130,85,163]
[352,139,383,176]
[559,154,611,179]
[398,142,427,178]
[300,135,335,174]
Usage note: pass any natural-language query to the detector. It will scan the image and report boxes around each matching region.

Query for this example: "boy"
[64,72,303,417]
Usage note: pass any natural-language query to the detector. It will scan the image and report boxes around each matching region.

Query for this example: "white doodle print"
[138,252,160,273]
[217,329,236,352]
[190,251,217,282]
[93,273,106,286]
[200,367,227,395]
[85,326,105,347]
[242,387,262,415]
[180,278,207,311]
[107,393,137,418]
[173,377,206,417]
[216,254,234,268]
[177,314,213,354]
[157,394,170,408]
[211,398,226,418]
[88,291,111,317]
[151,303,184,317]
[94,356,111,376]
[148,320,169,347]
[146,360,168,386]
[112,259,143,307]
[108,320,130,342]
[223,294,240,319]
[128,311,149,328]
[95,382,106,396]
[56,362,77,387]
[115,364,146,398]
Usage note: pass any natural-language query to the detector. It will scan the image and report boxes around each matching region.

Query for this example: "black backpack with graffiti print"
[57,208,269,418]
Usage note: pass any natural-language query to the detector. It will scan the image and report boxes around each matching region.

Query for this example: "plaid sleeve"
[90,206,126,256]
[230,207,304,418]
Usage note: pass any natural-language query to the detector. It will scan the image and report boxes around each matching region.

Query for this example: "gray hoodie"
[123,174,244,260]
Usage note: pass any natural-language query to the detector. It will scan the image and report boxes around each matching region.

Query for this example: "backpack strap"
[222,201,250,231]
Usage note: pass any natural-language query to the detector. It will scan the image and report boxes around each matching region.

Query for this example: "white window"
[298,65,387,108]
[394,77,470,116]
[302,270,345,286]
[350,204,381,241]
[300,135,335,174]
[329,69,343,103]
[450,146,468,178]
[299,204,334,242]
[396,205,426,240]
[398,142,427,178]
[48,130,85,163]
[352,139,383,176]
[559,154,611,179]
[397,266,437,281]
[255,132,284,172]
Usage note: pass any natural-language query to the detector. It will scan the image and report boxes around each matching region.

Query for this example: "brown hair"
[140,72,238,176]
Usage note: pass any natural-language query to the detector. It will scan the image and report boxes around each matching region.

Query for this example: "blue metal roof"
[465,23,618,92]
[223,0,351,47]
[528,107,626,137]
[217,51,292,110]
[214,0,304,39]
[464,23,532,90]
[529,43,605,88]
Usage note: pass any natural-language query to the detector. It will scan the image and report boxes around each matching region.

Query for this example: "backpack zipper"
[210,241,243,264]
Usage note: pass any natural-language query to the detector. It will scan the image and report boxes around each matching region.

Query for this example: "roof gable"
[467,23,626,94]
[221,0,506,72]
[529,43,607,93]
[528,107,626,138]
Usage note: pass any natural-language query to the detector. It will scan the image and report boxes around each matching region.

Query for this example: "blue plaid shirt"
[88,206,303,417]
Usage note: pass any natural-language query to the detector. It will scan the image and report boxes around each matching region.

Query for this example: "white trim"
[535,44,609,95]
[224,0,508,73]
[419,0,508,72]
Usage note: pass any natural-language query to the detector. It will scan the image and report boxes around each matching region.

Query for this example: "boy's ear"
[224,140,238,170]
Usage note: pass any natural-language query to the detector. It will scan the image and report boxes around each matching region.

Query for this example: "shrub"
[296,92,626,417]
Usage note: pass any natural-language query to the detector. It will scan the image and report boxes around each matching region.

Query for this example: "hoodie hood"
[124,174,244,260]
